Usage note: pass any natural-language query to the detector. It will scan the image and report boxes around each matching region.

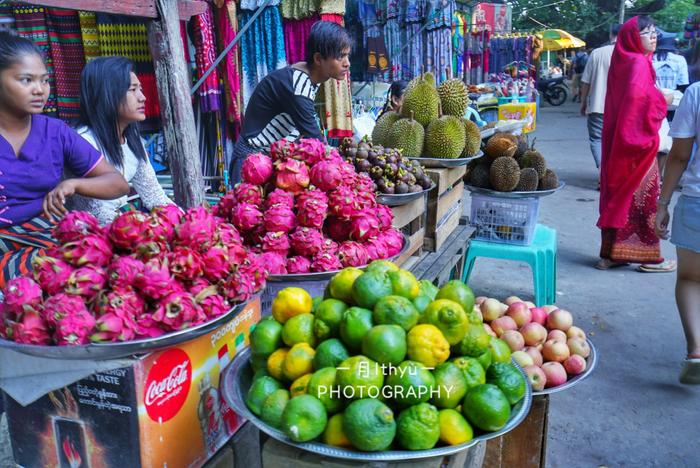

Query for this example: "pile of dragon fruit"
[0,206,266,346]
[213,138,404,275]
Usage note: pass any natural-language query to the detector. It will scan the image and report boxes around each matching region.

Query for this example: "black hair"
[77,56,147,169]
[379,80,408,117]
[305,21,353,65]
[637,15,654,33]
[0,31,43,72]
[611,24,622,37]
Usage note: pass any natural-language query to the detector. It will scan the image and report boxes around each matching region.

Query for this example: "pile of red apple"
[477,296,592,391]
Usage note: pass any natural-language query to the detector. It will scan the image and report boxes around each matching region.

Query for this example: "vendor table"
[407,220,475,286]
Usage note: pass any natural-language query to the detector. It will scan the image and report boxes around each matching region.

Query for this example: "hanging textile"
[239,6,287,107]
[319,0,345,15]
[283,15,319,64]
[12,5,58,117]
[78,11,100,62]
[452,11,466,79]
[425,27,453,84]
[425,0,454,29]
[280,0,320,20]
[218,0,243,137]
[45,8,85,121]
[191,4,221,113]
[240,0,281,10]
[400,0,427,81]
[320,77,353,139]
[320,14,344,25]
[384,18,401,80]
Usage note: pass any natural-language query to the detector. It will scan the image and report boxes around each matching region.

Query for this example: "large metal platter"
[533,338,597,396]
[267,232,410,282]
[408,151,484,168]
[480,128,496,139]
[221,347,532,462]
[494,120,527,133]
[0,302,249,360]
[465,182,566,199]
[377,184,435,207]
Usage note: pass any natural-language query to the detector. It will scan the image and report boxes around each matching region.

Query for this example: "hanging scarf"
[78,11,101,62]
[598,17,667,229]
[218,0,242,134]
[191,4,221,113]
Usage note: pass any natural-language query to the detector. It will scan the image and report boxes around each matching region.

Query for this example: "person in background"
[654,82,700,384]
[378,80,407,118]
[653,32,689,95]
[571,48,588,102]
[0,32,129,288]
[580,24,621,172]
[68,57,174,225]
[596,16,676,272]
[228,21,352,184]
[686,40,700,84]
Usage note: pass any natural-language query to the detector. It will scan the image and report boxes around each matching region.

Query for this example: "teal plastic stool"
[462,224,557,306]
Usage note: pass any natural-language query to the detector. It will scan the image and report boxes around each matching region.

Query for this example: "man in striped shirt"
[229,21,352,183]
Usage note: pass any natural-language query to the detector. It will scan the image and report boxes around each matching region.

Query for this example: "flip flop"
[636,260,677,273]
[594,259,630,270]
[679,358,700,385]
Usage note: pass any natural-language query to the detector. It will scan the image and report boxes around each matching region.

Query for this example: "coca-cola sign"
[144,348,192,422]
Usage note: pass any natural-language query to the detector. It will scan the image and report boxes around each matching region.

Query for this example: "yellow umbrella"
[538,29,586,51]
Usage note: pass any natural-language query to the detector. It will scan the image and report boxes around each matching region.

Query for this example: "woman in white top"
[68,56,173,224]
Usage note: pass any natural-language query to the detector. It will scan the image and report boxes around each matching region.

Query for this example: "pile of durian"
[371,72,481,159]
[466,134,559,192]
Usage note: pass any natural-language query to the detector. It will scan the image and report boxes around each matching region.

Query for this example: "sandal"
[636,260,677,273]
[594,259,630,270]
[679,358,700,385]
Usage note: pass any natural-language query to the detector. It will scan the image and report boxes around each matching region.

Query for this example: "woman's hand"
[654,204,670,239]
[43,179,78,220]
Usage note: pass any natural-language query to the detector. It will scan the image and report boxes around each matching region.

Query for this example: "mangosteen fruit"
[370,166,384,180]
[409,184,423,193]
[406,173,417,186]
[395,182,409,194]
[383,181,395,194]
[356,159,372,173]
[376,157,387,168]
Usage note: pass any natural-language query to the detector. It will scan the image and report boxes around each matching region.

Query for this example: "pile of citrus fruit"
[246,261,528,452]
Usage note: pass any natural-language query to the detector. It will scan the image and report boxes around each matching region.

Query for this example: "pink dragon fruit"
[134,312,166,339]
[221,270,256,303]
[174,206,218,252]
[94,289,145,318]
[213,192,237,220]
[311,252,343,272]
[107,256,144,291]
[53,211,103,244]
[378,229,404,256]
[153,291,205,331]
[65,265,107,299]
[286,256,312,274]
[261,231,291,256]
[166,247,204,281]
[90,291,143,341]
[348,213,381,242]
[270,139,296,161]
[2,277,44,316]
[338,161,358,183]
[61,233,113,267]
[324,147,343,163]
[239,257,268,292]
[194,287,229,318]
[134,239,169,262]
[275,158,310,195]
[338,241,370,267]
[326,216,351,242]
[10,309,51,345]
[355,173,376,192]
[355,190,377,211]
[264,205,297,233]
[201,245,231,282]
[293,138,327,166]
[227,242,249,265]
[232,203,263,232]
[216,222,242,244]
[265,188,295,210]
[91,312,137,342]
[320,237,339,255]
[42,293,87,329]
[150,205,184,243]
[261,251,288,275]
[365,237,390,261]
[188,277,212,296]
[136,258,183,300]
[375,204,394,231]
[241,153,274,185]
[234,183,264,208]
[328,186,362,220]
[108,211,154,252]
[245,225,267,246]
[296,189,328,229]
[54,306,97,345]
[309,160,343,192]
[290,227,325,257]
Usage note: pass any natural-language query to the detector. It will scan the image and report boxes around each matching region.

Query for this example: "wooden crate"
[391,194,427,267]
[482,395,549,468]
[424,166,466,252]
[410,222,474,287]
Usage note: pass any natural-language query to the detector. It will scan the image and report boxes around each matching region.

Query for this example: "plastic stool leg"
[462,253,477,284]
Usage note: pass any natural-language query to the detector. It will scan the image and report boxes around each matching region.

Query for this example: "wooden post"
[148,0,205,208]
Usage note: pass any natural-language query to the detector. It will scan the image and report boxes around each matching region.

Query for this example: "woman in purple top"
[0,32,129,287]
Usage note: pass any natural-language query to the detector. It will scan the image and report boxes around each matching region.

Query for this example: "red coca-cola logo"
[144,348,192,422]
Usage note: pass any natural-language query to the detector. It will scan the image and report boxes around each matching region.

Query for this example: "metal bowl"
[465,182,566,199]
[494,120,527,133]
[377,184,434,207]
[221,347,532,462]
[533,338,597,396]
[267,232,410,282]
[480,128,496,139]
[408,151,484,168]
[0,301,249,360]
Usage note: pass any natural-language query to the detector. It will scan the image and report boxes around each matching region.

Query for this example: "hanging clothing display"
[319,77,353,139]
[191,4,222,113]
[77,11,101,62]
[425,28,452,83]
[280,0,320,19]
[319,0,345,15]
[283,15,319,63]
[488,35,535,76]
[452,11,466,79]
[240,0,281,10]
[219,0,243,137]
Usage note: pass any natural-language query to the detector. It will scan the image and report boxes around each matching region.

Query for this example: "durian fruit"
[438,79,470,117]
[401,73,440,127]
[484,133,518,161]
[372,111,402,147]
[514,134,529,159]
[520,140,547,178]
[539,169,559,190]
[515,168,539,191]
[461,119,482,158]
[424,115,466,159]
[468,164,492,188]
[388,116,425,158]
[490,156,521,191]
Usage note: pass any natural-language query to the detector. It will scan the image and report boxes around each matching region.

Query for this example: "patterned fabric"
[78,11,100,62]
[319,0,345,15]
[280,0,320,20]
[12,5,58,117]
[320,76,353,139]
[384,18,401,80]
[45,8,85,121]
[283,16,319,64]
[240,0,281,10]
[425,0,454,30]
[0,216,57,290]
[425,28,453,84]
[320,13,343,25]
[219,0,243,136]
[192,4,221,113]
[402,23,425,81]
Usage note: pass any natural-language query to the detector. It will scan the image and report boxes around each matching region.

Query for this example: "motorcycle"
[537,76,568,106]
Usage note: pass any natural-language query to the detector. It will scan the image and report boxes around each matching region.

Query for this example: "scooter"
[537,76,568,106]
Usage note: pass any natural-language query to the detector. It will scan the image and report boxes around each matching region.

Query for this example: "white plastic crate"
[470,193,540,245]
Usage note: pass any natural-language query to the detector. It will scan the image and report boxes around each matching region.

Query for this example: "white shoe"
[679,358,700,385]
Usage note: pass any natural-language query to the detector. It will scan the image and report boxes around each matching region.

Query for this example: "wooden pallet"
[391,194,427,267]
[424,167,466,252]
[410,220,475,287]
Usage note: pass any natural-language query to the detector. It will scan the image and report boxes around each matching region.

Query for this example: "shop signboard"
[473,3,512,34]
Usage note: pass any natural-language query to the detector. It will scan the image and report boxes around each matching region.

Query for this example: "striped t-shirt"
[240,66,323,150]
